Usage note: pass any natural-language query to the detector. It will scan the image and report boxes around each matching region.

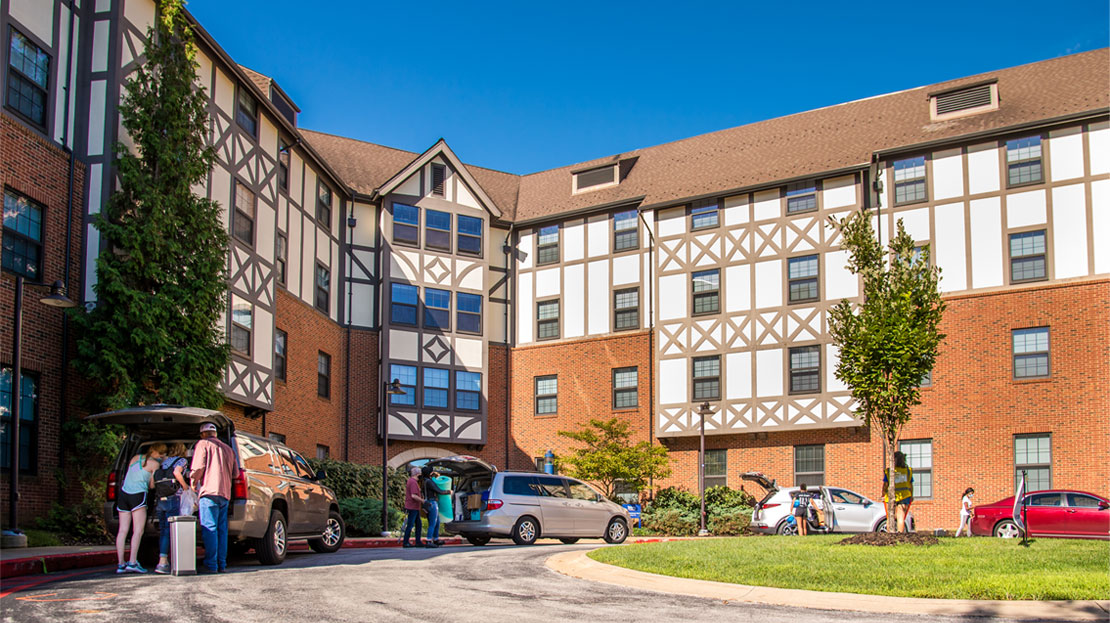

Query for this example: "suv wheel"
[777,519,797,536]
[255,509,288,565]
[309,510,346,553]
[604,518,628,544]
[511,516,539,545]
[875,519,888,533]
[466,535,491,546]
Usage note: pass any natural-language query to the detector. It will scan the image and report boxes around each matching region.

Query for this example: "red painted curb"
[0,537,467,579]
[0,550,119,580]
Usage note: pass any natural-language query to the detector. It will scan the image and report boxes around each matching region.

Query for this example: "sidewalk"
[0,536,463,579]
[546,549,1110,622]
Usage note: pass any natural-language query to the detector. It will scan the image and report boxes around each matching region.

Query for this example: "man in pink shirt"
[402,467,424,547]
[191,422,239,573]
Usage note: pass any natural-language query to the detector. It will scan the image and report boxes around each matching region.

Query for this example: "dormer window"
[929,81,998,121]
[573,164,617,193]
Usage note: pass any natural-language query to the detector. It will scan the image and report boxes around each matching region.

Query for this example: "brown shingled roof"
[238,65,272,99]
[302,50,1109,224]
[301,130,521,220]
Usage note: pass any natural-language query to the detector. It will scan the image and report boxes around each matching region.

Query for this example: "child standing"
[954,487,974,537]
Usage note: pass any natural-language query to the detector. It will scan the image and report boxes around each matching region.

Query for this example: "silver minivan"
[430,456,631,546]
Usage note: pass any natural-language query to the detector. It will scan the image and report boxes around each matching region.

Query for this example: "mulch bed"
[837,532,939,546]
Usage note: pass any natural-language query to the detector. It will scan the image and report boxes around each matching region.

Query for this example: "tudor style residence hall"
[2,0,1107,531]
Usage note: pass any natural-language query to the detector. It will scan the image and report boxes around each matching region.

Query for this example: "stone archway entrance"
[388,446,455,469]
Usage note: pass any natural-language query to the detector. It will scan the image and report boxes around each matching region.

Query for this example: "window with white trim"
[899,439,932,499]
[794,445,824,487]
[1012,327,1049,379]
[1014,434,1051,492]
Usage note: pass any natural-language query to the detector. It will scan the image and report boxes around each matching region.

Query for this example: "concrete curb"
[545,548,1110,622]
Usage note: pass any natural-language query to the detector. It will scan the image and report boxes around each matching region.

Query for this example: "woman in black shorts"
[115,443,166,574]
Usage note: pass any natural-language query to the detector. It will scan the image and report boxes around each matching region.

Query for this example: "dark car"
[970,489,1109,539]
[93,405,345,565]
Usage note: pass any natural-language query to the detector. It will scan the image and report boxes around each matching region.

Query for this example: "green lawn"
[590,535,1110,600]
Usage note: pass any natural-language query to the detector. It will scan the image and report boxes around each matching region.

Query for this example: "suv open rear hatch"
[741,471,779,493]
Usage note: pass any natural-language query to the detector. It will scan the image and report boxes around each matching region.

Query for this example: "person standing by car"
[153,443,191,574]
[191,423,239,573]
[882,451,914,533]
[115,443,166,574]
[955,487,975,537]
[793,484,815,536]
[402,467,424,548]
[422,469,452,548]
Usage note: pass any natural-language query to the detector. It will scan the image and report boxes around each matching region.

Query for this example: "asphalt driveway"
[0,542,1046,622]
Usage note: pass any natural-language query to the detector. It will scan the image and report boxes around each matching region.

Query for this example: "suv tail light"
[232,472,248,500]
[106,470,118,501]
[485,499,504,511]
[760,503,780,510]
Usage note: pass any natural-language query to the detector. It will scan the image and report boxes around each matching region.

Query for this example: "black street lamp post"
[380,378,405,536]
[4,278,75,543]
[697,401,713,537]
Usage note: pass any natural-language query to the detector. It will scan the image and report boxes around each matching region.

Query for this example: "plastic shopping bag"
[179,489,198,516]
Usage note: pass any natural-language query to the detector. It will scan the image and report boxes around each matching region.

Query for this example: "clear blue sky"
[188,0,1108,175]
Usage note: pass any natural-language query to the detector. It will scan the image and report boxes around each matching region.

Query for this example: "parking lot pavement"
[0,542,1048,623]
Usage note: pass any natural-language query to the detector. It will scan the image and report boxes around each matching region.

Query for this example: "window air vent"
[935,84,993,115]
[574,165,617,192]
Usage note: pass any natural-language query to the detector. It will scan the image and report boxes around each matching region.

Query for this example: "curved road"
[2,542,1036,622]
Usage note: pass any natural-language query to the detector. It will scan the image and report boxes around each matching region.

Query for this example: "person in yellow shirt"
[882,451,914,532]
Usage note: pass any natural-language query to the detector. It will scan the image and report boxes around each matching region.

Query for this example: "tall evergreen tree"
[73,0,228,411]
[827,207,946,530]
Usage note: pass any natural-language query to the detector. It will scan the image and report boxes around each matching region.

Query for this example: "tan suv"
[94,406,345,565]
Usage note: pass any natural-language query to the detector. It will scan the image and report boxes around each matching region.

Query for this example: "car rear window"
[503,476,538,496]
[1026,493,1063,506]
[1068,493,1101,507]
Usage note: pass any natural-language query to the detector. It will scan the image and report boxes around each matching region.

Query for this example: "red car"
[970,490,1110,539]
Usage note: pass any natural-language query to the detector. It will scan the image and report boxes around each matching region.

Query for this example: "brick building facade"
[2,1,1107,533]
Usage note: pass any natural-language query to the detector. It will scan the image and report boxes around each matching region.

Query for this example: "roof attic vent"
[930,81,998,121]
[572,164,618,193]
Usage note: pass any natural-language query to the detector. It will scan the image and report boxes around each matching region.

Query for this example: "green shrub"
[337,497,406,537]
[642,509,698,536]
[308,458,407,504]
[708,512,751,536]
[23,528,62,548]
[33,484,111,545]
[642,485,753,536]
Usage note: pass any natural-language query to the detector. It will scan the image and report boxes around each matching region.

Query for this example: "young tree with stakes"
[73,0,228,411]
[556,418,672,501]
[827,207,945,531]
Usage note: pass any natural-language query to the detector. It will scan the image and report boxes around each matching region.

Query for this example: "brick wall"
[0,114,86,523]
[509,330,654,472]
[253,287,349,460]
[647,280,1110,531]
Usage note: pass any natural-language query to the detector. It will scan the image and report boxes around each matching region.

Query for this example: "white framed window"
[1012,327,1049,379]
[1014,434,1051,492]
[893,156,927,205]
[899,439,932,499]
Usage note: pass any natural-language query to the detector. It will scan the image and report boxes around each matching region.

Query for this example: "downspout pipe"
[58,0,78,504]
[503,224,514,470]
[343,197,354,461]
[637,208,656,493]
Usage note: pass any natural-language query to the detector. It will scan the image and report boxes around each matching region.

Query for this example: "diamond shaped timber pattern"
[423,415,449,437]
[422,335,450,363]
[424,256,450,284]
